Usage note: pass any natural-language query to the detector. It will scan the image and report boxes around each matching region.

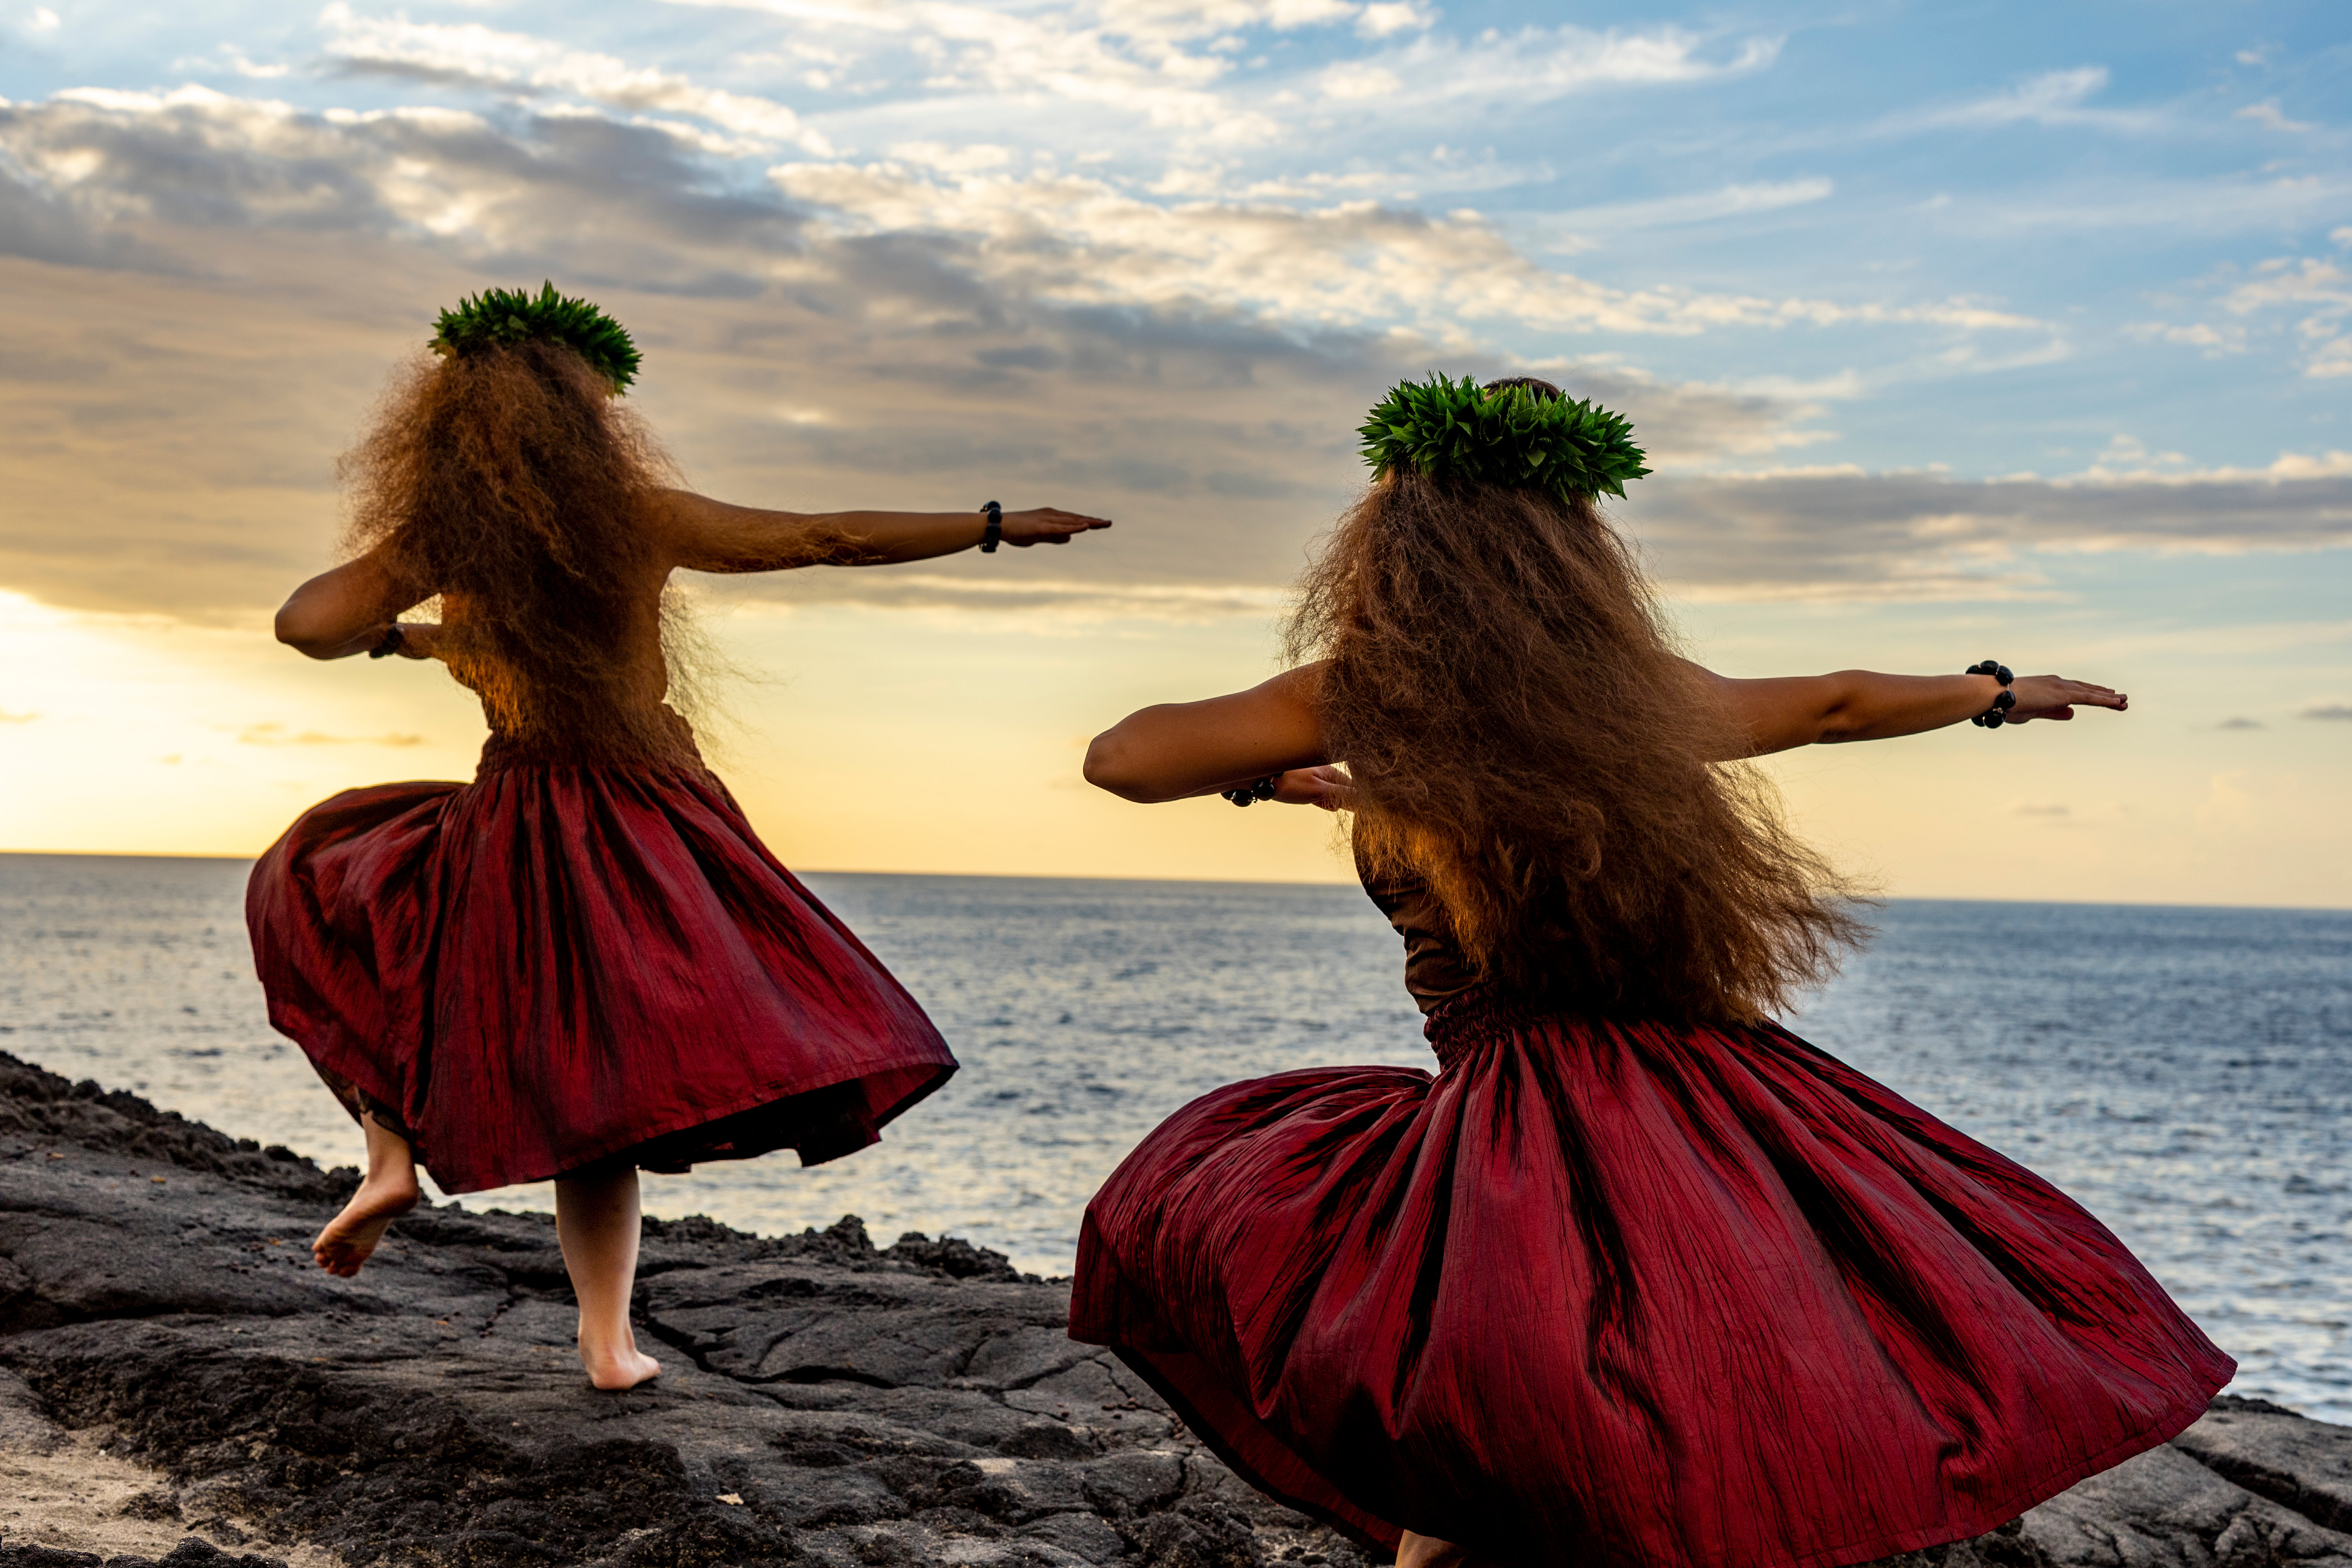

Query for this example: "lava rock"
[4,1049,2351,1568]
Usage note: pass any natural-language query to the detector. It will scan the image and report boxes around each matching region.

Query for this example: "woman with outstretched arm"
[1066,374,2229,1568]
[251,285,1109,1390]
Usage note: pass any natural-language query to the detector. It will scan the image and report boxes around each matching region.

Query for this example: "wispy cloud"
[2302,702,2352,721]
[2199,255,2352,379]
[236,723,426,747]
[2235,99,2315,134]
[1315,22,1781,111]
[1887,67,2161,135]
[1540,178,1833,252]
[319,3,831,153]
[2125,320,2243,354]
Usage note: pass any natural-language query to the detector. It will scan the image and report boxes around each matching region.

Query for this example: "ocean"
[2,851,2346,1424]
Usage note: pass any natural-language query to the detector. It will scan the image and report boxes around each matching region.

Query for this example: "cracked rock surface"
[4,1049,2350,1568]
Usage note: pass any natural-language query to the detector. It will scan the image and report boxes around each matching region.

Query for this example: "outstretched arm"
[654,490,1111,573]
[1691,662,2128,757]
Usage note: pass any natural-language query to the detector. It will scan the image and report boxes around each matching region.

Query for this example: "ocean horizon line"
[3,847,2347,916]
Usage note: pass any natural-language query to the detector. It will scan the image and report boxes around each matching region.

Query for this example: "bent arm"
[1083,666,1330,803]
[655,490,1110,573]
[1691,662,2128,757]
[273,548,431,659]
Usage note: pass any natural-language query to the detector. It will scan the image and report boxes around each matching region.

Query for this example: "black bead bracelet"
[367,624,406,660]
[979,499,1002,554]
[1966,659,2017,728]
[1222,776,1279,807]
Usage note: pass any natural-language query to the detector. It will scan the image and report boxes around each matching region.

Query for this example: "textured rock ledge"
[3,1050,2348,1568]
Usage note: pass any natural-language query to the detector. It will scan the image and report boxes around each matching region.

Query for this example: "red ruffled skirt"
[1071,990,2232,1568]
[246,745,955,1194]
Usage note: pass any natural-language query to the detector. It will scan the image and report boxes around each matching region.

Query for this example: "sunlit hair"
[341,340,694,757]
[1290,379,1865,1024]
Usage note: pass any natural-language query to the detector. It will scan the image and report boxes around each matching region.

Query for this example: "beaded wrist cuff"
[1221,776,1279,807]
[1966,659,2016,728]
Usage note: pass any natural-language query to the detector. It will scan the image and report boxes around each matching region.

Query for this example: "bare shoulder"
[646,488,833,575]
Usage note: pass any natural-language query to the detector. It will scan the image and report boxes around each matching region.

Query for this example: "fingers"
[2045,676,2125,707]
[1272,764,1355,810]
[1029,508,1114,530]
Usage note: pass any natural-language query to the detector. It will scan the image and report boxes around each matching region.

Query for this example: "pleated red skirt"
[246,744,955,1194]
[1071,989,2232,1568]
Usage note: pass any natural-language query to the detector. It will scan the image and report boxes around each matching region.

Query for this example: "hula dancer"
[1070,375,2229,1568]
[250,284,1109,1390]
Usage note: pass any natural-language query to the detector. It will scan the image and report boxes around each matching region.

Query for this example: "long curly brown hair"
[1291,398,1865,1024]
[340,340,690,757]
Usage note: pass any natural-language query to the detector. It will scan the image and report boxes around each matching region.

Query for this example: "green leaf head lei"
[1357,372,1650,505]
[429,281,642,393]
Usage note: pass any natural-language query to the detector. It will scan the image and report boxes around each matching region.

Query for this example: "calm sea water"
[1,852,2345,1424]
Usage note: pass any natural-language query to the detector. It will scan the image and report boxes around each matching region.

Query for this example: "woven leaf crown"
[1357,373,1650,504]
[429,281,642,392]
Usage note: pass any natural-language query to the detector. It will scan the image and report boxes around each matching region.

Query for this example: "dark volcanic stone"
[5,1048,2352,1568]
[0,1541,290,1568]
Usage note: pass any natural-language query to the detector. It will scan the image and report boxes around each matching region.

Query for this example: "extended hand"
[2006,675,2127,723]
[1001,507,1113,546]
[1270,765,1354,811]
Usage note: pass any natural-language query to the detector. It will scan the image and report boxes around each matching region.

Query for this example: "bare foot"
[311,1168,419,1277]
[580,1342,662,1391]
[1397,1531,1498,1568]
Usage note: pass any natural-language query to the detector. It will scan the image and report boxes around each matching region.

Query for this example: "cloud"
[768,161,2041,339]
[653,2,1775,145]
[0,71,2341,631]
[1327,22,1780,113]
[1354,3,1432,39]
[1621,452,2352,601]
[0,709,38,723]
[2214,717,2264,730]
[2219,256,2352,379]
[2125,321,2242,354]
[2117,251,2350,379]
[2235,99,2315,134]
[236,724,426,747]
[2302,702,2352,720]
[2011,802,2070,817]
[1541,179,1834,251]
[2221,257,2351,314]
[0,72,2046,356]
[318,4,830,154]
[0,87,809,292]
[1891,67,2159,135]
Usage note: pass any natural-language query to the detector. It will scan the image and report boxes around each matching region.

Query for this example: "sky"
[0,0,2347,906]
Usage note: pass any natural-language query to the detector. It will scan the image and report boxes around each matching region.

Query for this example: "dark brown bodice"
[1355,842,1483,1015]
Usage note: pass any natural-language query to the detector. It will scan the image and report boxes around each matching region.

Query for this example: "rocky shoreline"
[3,1049,2348,1568]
